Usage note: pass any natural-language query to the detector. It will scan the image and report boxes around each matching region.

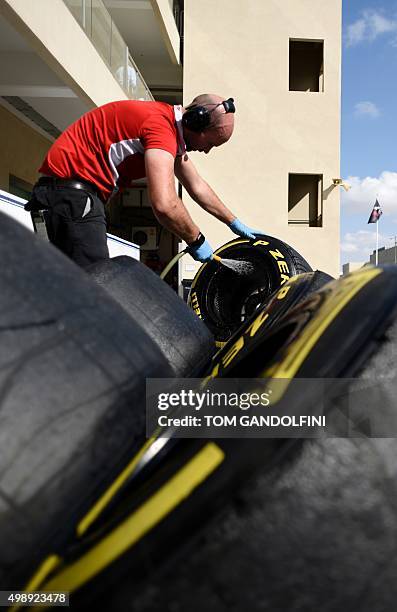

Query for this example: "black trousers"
[26,184,109,268]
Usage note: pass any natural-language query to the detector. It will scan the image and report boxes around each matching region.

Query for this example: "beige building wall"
[150,0,180,65]
[342,262,365,276]
[0,105,51,191]
[0,0,128,108]
[182,0,342,278]
[370,246,397,265]
[0,0,132,194]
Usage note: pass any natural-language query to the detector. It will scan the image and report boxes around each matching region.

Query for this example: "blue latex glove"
[188,238,214,263]
[229,218,264,240]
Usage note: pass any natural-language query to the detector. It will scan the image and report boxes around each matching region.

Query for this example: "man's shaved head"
[183,93,235,153]
[188,93,235,132]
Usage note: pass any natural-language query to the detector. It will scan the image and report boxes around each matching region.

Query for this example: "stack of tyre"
[2,211,397,612]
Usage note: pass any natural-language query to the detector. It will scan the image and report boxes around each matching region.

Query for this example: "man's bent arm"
[145,149,200,244]
[174,154,236,224]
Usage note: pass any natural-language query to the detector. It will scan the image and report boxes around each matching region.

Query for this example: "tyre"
[203,270,333,379]
[205,265,397,380]
[188,235,312,344]
[95,265,397,612]
[0,212,172,590]
[85,256,215,377]
[14,265,397,612]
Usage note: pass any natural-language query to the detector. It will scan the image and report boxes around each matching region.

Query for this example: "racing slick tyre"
[188,235,312,344]
[86,256,215,377]
[203,270,334,379]
[93,265,397,612]
[0,212,172,591]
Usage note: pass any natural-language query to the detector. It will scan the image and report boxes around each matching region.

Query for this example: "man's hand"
[186,233,214,262]
[229,218,265,240]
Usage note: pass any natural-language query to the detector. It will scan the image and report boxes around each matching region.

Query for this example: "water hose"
[160,250,187,280]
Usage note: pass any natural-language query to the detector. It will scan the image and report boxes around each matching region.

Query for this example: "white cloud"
[342,171,397,216]
[368,10,397,36]
[341,229,389,263]
[345,9,397,47]
[346,18,367,46]
[341,172,397,263]
[354,101,380,118]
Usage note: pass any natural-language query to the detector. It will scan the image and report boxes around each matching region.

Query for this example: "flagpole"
[376,219,379,266]
[368,198,382,265]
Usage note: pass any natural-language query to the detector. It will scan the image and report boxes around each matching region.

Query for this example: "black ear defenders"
[182,98,235,132]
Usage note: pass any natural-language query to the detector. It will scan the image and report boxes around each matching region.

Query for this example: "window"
[289,40,324,92]
[288,174,323,227]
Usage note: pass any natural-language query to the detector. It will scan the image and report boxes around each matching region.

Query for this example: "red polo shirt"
[39,100,186,201]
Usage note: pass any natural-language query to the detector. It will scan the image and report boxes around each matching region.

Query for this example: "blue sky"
[341,0,397,264]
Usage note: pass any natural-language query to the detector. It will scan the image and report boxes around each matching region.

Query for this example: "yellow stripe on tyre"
[264,267,381,383]
[30,443,224,602]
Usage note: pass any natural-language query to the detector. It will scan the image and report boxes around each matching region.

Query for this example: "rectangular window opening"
[288,174,323,227]
[289,40,324,92]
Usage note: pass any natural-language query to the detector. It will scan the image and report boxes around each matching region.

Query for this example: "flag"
[367,200,383,224]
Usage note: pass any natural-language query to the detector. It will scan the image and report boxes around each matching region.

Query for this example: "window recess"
[289,40,324,92]
[288,173,323,227]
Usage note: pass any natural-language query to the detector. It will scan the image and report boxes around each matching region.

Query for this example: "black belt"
[37,176,102,200]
